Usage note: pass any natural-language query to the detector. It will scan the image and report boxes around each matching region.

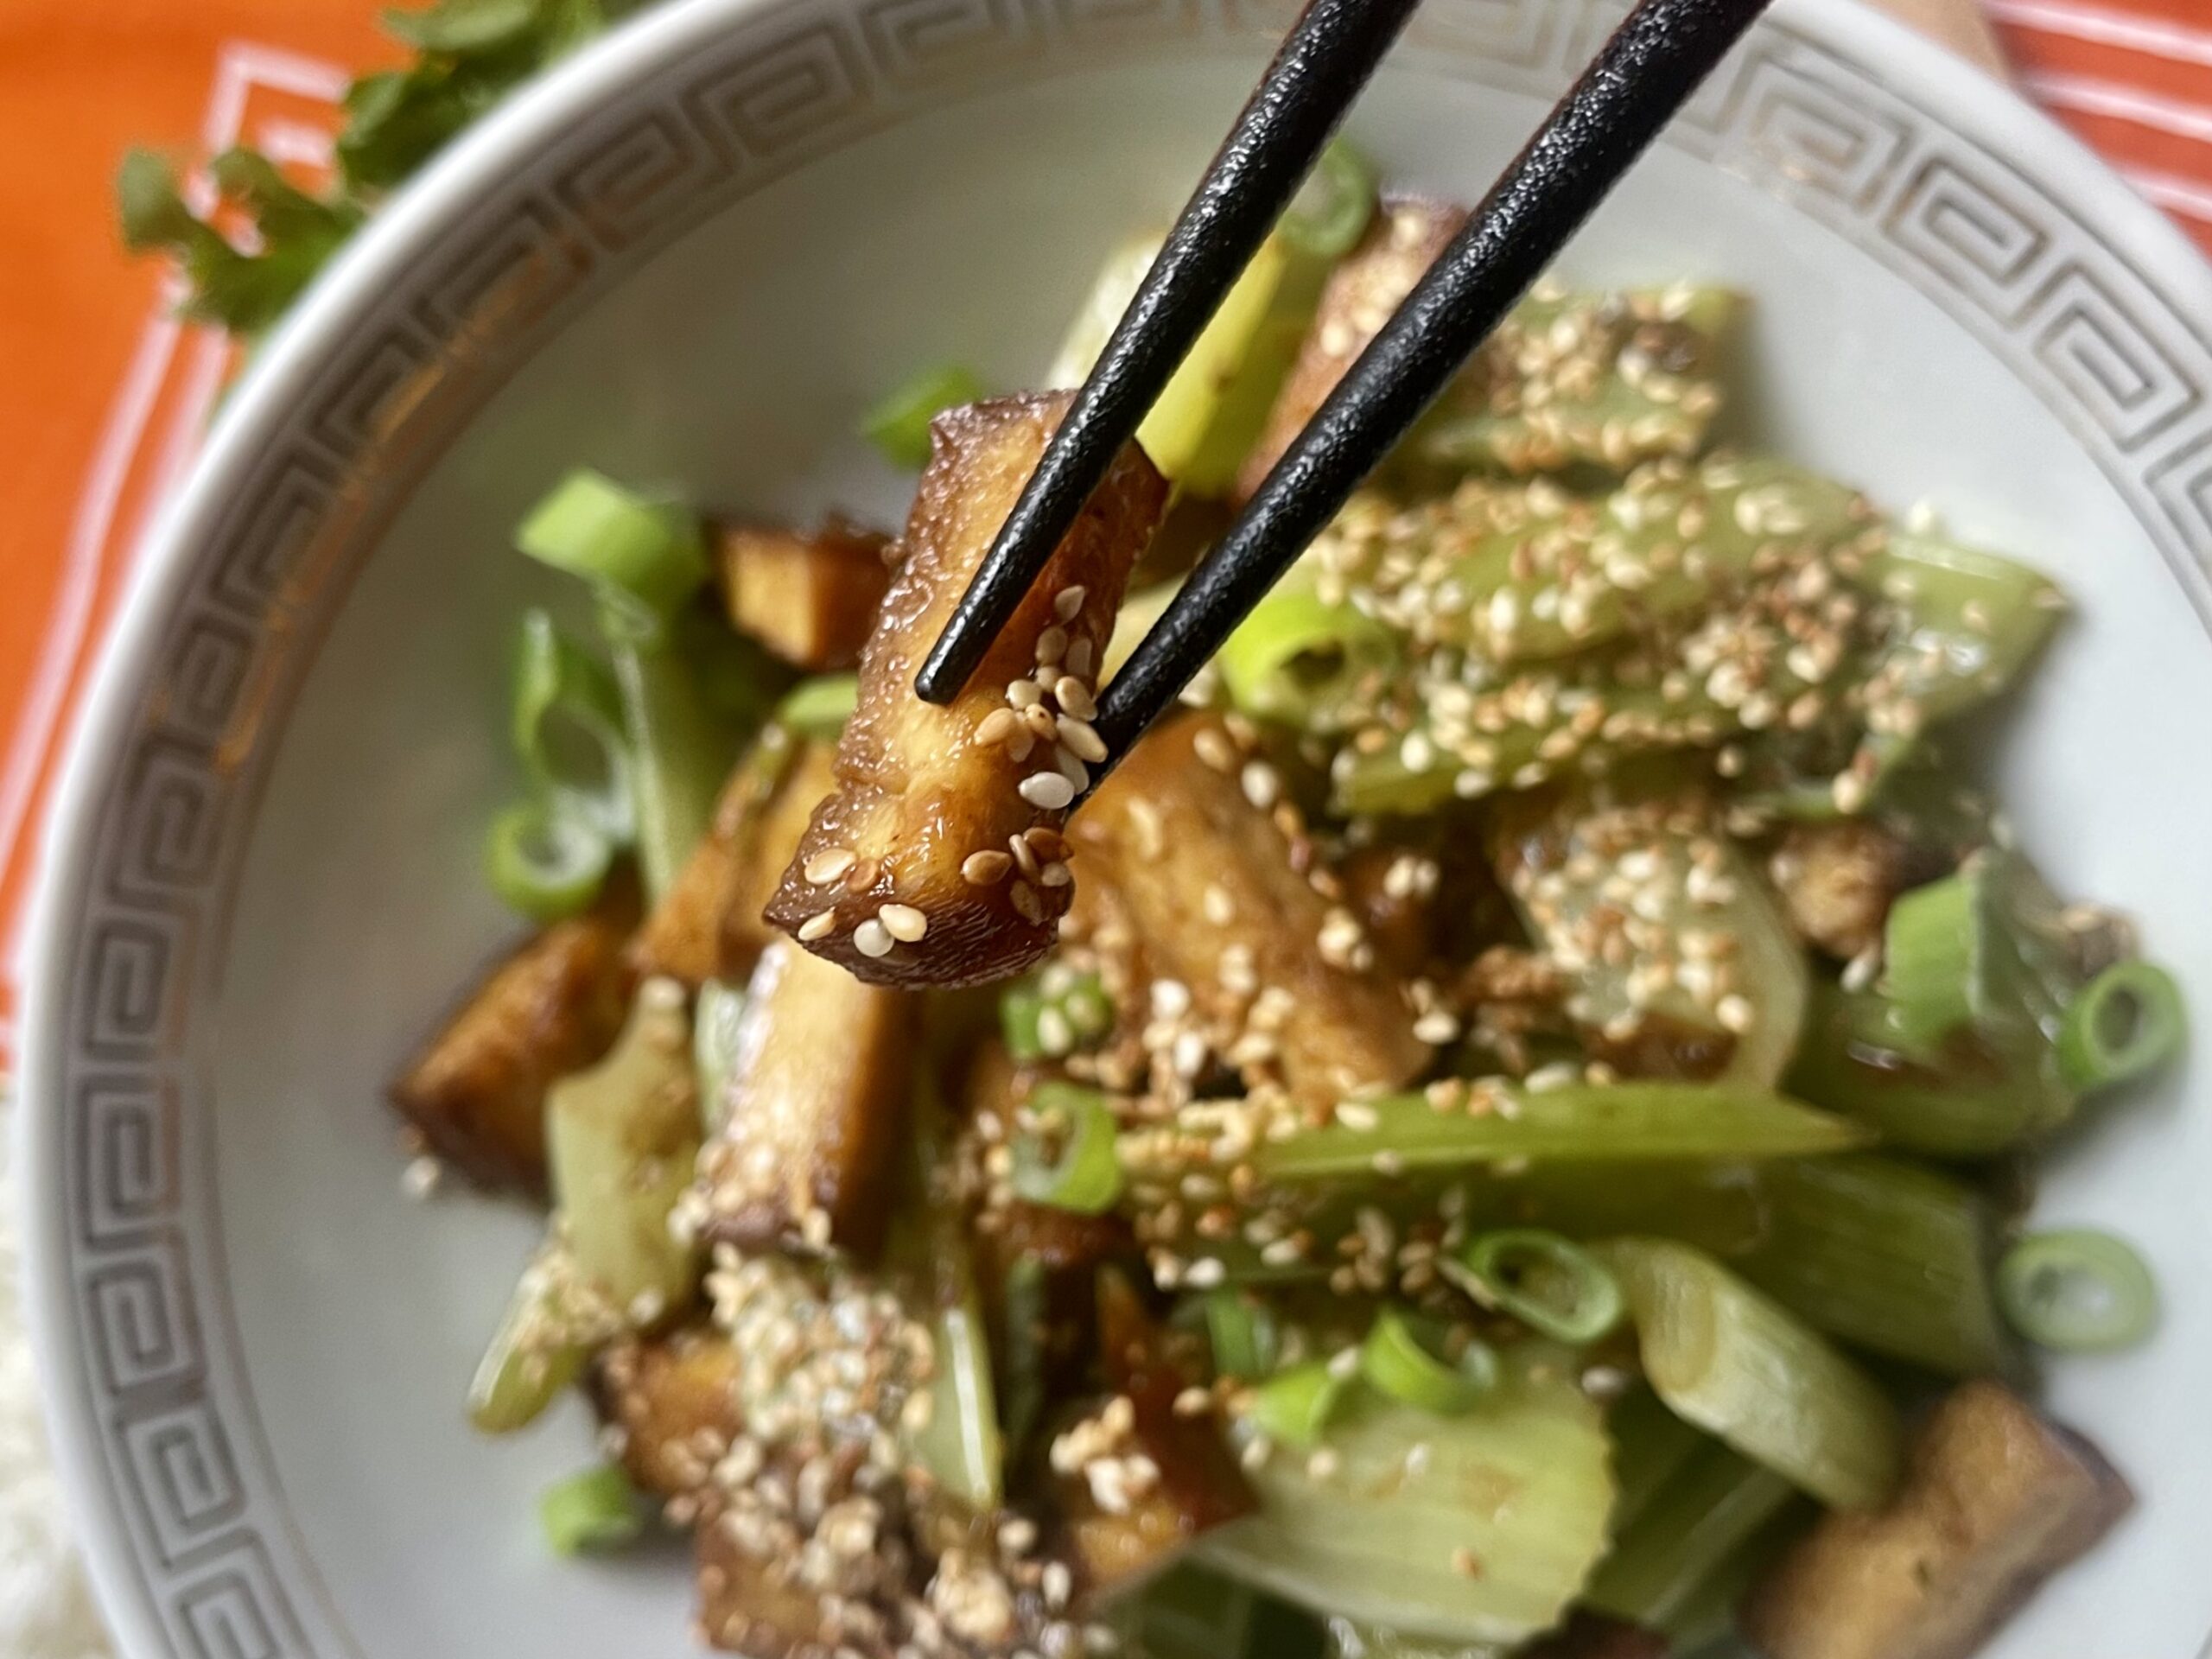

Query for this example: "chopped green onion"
[691,978,747,1134]
[1247,1359,1350,1448]
[482,798,613,921]
[1001,968,1115,1062]
[2056,960,2185,1092]
[1216,582,1398,729]
[1998,1228,2159,1353]
[1456,1230,1624,1345]
[1199,1289,1281,1381]
[1359,1307,1497,1415]
[1881,871,1980,1050]
[1280,140,1376,258]
[776,673,859,738]
[1011,1082,1123,1214]
[537,1465,645,1555]
[511,610,632,838]
[861,363,986,468]
[516,470,708,639]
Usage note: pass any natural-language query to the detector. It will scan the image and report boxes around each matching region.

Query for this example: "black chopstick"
[913,0,1424,706]
[1087,0,1772,777]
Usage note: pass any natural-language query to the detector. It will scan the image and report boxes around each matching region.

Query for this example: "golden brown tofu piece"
[765,394,1169,989]
[1071,714,1427,1104]
[387,874,639,1194]
[630,739,838,988]
[1053,1273,1255,1599]
[594,1327,742,1497]
[1236,196,1467,501]
[713,516,893,671]
[691,936,912,1258]
[1741,1381,2132,1659]
[696,1516,888,1659]
[1770,820,1908,962]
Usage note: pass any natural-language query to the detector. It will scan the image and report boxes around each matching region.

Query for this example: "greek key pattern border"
[41,0,2212,1654]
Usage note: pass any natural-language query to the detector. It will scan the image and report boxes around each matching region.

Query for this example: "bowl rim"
[20,0,2212,1652]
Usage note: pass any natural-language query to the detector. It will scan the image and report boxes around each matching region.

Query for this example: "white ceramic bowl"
[21,0,2212,1653]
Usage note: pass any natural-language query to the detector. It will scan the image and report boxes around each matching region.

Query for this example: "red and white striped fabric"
[1993,0,2212,253]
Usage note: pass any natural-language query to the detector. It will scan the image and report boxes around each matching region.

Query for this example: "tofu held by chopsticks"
[765,393,1167,988]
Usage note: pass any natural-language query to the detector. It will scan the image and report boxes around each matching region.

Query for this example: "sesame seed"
[1058,715,1109,763]
[963,850,1012,886]
[1022,702,1059,741]
[1036,626,1069,665]
[974,708,1020,748]
[1007,679,1044,709]
[880,904,928,943]
[1055,677,1097,719]
[1054,586,1087,620]
[804,848,856,885]
[854,919,894,958]
[1005,726,1037,762]
[1020,773,1077,810]
[1065,638,1095,679]
[1040,861,1073,888]
[1053,748,1091,791]
[798,910,837,941]
[1010,881,1044,924]
[1192,728,1237,772]
[1009,834,1042,880]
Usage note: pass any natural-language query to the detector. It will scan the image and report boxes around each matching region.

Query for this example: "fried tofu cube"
[696,1515,883,1658]
[1741,1380,2133,1659]
[1769,820,1908,962]
[690,936,912,1258]
[1236,196,1466,502]
[764,394,1168,989]
[594,1327,742,1498]
[630,738,838,988]
[1071,714,1427,1103]
[1053,1272,1256,1599]
[388,874,639,1194]
[714,516,893,671]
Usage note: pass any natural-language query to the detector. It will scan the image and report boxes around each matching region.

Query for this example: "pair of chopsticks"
[916,0,1773,786]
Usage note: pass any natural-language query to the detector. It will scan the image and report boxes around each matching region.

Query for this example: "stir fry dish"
[388,151,2184,1659]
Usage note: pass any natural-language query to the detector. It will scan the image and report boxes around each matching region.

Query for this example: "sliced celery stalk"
[1733,1154,2014,1378]
[546,978,701,1319]
[1586,1437,1796,1632]
[1047,229,1329,494]
[1224,1084,1866,1185]
[1497,790,1808,1089]
[1204,1360,1613,1644]
[1599,1238,1903,1511]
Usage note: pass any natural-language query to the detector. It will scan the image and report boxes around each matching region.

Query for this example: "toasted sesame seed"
[804,848,856,885]
[1058,715,1109,763]
[880,904,928,943]
[1036,626,1069,665]
[1055,677,1097,719]
[854,919,894,957]
[1020,772,1077,810]
[1008,835,1041,880]
[1022,702,1060,741]
[974,708,1020,748]
[963,850,1013,886]
[1053,585,1087,620]
[1007,679,1044,709]
[1010,881,1044,924]
[798,911,837,942]
[1192,728,1236,772]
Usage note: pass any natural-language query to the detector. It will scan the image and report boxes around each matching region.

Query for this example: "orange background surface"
[1,0,2209,1059]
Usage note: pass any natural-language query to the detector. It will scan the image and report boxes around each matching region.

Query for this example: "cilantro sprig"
[119,0,648,337]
